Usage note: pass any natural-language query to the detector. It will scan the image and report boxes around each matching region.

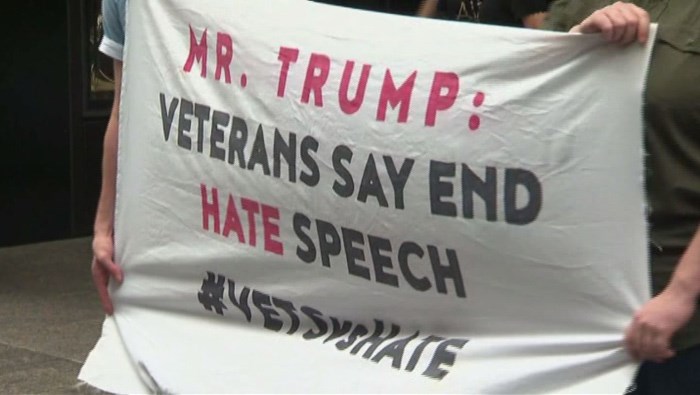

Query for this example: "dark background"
[0,0,422,248]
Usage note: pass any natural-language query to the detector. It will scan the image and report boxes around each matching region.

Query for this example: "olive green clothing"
[649,253,700,351]
[544,0,700,350]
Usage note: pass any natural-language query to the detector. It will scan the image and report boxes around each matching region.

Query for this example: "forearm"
[522,12,547,29]
[417,0,438,17]
[94,115,118,236]
[665,226,700,300]
[94,60,122,237]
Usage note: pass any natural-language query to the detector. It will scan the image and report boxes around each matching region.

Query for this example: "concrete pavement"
[0,237,105,394]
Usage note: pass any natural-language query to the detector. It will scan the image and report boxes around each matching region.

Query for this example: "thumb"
[97,255,124,283]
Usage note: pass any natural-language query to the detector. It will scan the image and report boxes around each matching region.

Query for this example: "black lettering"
[301,306,328,340]
[293,212,316,263]
[159,94,179,141]
[247,125,271,175]
[272,297,300,335]
[357,154,389,207]
[342,227,370,280]
[273,129,296,182]
[227,279,251,322]
[252,290,283,332]
[423,338,469,380]
[406,335,444,372]
[429,160,456,217]
[384,156,414,210]
[194,103,211,153]
[398,242,431,292]
[316,219,341,268]
[228,116,248,168]
[463,164,497,221]
[368,236,398,287]
[350,319,401,358]
[210,110,228,162]
[505,168,542,225]
[299,136,320,187]
[336,323,369,351]
[177,98,194,149]
[325,317,353,343]
[332,145,354,198]
[371,330,420,369]
[429,246,466,298]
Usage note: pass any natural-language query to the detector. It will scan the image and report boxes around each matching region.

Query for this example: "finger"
[605,6,630,43]
[616,6,640,45]
[638,323,674,362]
[631,6,651,43]
[638,322,658,360]
[632,319,649,360]
[650,335,674,363]
[624,323,641,361]
[92,262,115,315]
[641,327,659,360]
[578,11,614,40]
[95,253,124,283]
[599,12,617,42]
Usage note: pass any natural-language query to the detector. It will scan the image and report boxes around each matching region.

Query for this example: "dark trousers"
[627,344,700,395]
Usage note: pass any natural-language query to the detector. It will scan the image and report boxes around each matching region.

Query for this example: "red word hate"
[200,184,283,256]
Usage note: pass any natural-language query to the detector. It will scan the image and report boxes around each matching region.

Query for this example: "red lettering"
[339,61,371,115]
[376,70,417,123]
[301,53,331,107]
[201,184,220,233]
[222,194,245,242]
[240,198,260,247]
[201,184,286,256]
[262,204,283,255]
[425,72,459,126]
[277,47,300,97]
[184,26,208,77]
[215,33,233,84]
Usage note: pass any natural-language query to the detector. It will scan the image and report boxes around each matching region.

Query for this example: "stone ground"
[0,237,106,394]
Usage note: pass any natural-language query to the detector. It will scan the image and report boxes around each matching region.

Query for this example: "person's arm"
[560,2,698,363]
[625,228,700,362]
[511,0,550,29]
[417,0,439,17]
[538,0,579,32]
[522,12,548,29]
[92,59,124,315]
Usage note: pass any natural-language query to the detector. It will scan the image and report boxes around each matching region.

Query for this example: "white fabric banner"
[79,0,657,393]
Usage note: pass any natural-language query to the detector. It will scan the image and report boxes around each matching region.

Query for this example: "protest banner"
[79,0,656,393]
